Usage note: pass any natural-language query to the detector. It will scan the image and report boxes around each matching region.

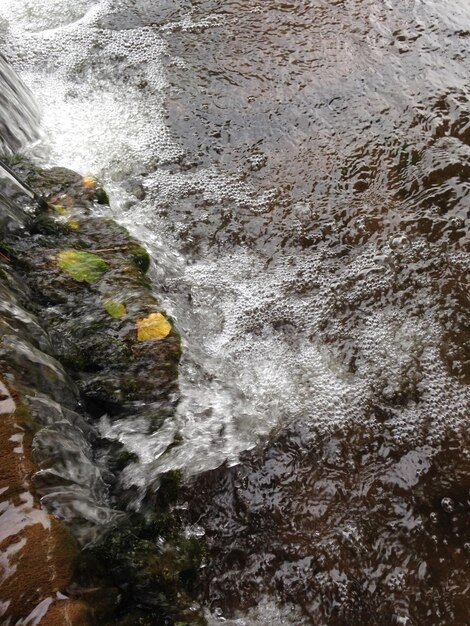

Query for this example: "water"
[0,1,469,623]
[0,51,38,154]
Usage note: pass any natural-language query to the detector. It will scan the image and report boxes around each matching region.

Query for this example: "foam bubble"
[205,598,304,626]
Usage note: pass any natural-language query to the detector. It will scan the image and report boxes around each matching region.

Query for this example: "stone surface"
[0,379,89,626]
[0,161,205,625]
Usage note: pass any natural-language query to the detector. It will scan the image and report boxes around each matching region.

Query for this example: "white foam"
[205,598,304,626]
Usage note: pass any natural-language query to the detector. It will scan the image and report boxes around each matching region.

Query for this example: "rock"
[0,159,205,625]
[7,186,181,415]
[0,379,91,626]
[40,600,93,626]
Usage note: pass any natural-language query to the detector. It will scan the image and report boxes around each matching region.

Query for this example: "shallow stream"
[0,1,469,624]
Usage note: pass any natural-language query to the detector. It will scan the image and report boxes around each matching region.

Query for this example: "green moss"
[173,431,183,445]
[31,213,64,235]
[130,246,151,273]
[4,153,26,166]
[95,186,110,205]
[140,276,152,290]
[114,449,139,472]
[90,527,138,568]
[83,498,206,624]
[102,218,129,237]
[121,376,139,396]
[0,242,15,259]
[59,347,90,372]
[177,537,207,567]
[144,512,179,542]
[51,204,68,215]
[158,469,183,507]
[65,219,80,231]
[57,249,108,283]
[91,335,132,367]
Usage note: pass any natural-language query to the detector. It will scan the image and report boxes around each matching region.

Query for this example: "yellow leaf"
[57,250,108,283]
[82,176,96,189]
[51,204,67,215]
[136,313,171,342]
[66,219,80,230]
[104,299,127,319]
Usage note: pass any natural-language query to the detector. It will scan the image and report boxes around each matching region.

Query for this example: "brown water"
[162,1,470,623]
[165,0,470,232]
[1,0,469,624]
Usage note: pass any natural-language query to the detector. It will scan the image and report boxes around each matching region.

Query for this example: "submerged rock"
[0,379,92,626]
[183,418,470,625]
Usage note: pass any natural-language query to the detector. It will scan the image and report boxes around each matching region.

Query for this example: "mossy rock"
[0,162,197,623]
[158,469,183,508]
[58,343,92,372]
[31,213,65,235]
[138,512,179,542]
[57,250,108,283]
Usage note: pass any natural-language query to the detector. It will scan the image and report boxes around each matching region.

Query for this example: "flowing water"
[0,1,469,624]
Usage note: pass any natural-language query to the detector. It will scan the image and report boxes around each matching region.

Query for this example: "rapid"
[0,1,469,624]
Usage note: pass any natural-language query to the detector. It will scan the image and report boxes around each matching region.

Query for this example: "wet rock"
[0,159,204,624]
[81,517,206,625]
[32,425,108,500]
[1,335,78,407]
[40,600,93,626]
[0,277,52,352]
[0,379,91,626]
[6,177,181,415]
[26,393,97,440]
[0,199,28,237]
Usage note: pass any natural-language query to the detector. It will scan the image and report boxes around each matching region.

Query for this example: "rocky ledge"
[0,158,206,626]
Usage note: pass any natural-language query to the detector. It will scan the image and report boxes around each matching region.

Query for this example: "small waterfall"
[0,53,39,154]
